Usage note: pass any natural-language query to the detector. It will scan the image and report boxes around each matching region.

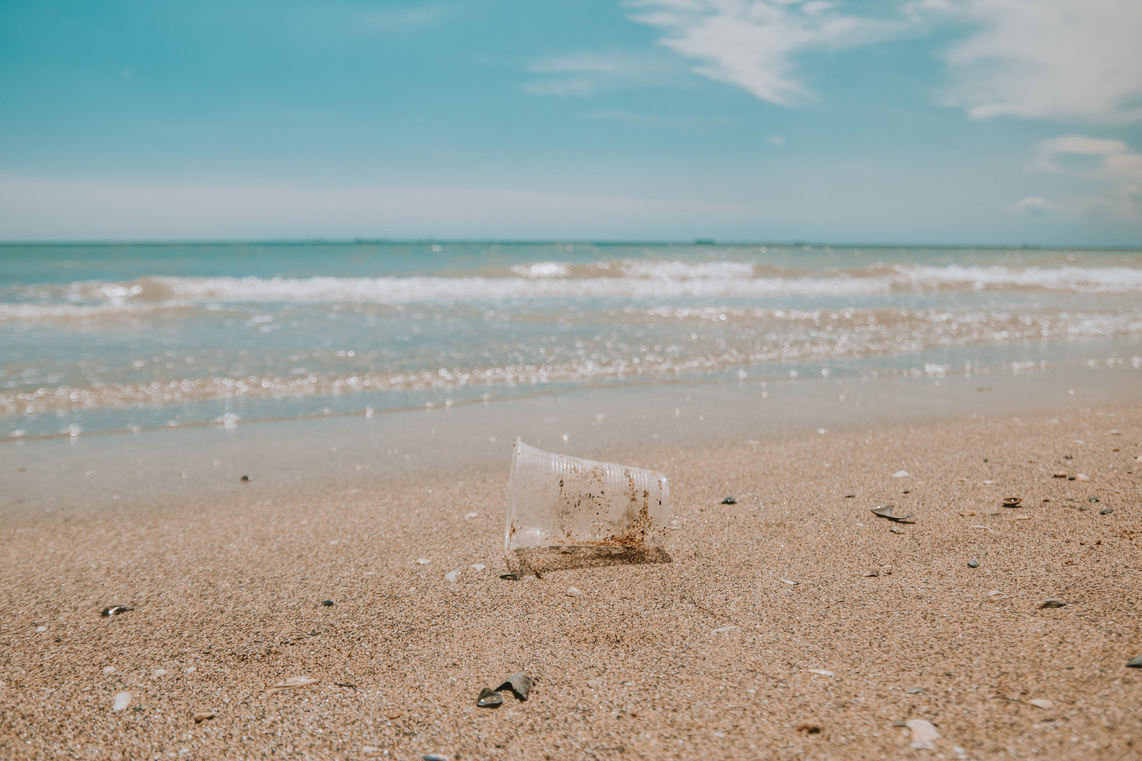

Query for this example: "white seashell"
[103,666,115,675]
[713,625,737,633]
[417,558,431,565]
[807,669,833,676]
[266,676,320,694]
[566,587,582,597]
[906,718,939,749]
[444,570,460,582]
[153,669,167,678]
[112,692,132,712]
[893,470,910,478]
[1027,698,1053,709]
[471,564,486,571]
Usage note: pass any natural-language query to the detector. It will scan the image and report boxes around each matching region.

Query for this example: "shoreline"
[2,399,1140,759]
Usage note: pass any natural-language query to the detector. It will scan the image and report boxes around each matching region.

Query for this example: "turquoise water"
[2,242,1141,439]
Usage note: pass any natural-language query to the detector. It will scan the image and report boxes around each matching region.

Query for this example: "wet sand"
[2,404,1141,760]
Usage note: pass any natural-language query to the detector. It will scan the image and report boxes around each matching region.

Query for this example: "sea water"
[2,241,1141,441]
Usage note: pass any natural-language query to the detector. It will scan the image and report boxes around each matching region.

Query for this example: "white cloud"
[629,0,1142,123]
[1024,134,1142,220]
[524,52,679,97]
[940,0,1142,123]
[628,0,906,105]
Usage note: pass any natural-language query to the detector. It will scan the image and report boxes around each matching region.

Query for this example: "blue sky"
[0,0,1140,245]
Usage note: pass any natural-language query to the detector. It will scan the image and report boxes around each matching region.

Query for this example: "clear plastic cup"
[504,438,671,571]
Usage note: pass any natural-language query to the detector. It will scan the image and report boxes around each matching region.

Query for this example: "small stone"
[386,710,403,720]
[1088,495,1100,502]
[566,587,581,597]
[587,678,601,689]
[497,672,534,700]
[1126,655,1142,668]
[417,558,431,565]
[240,475,251,482]
[862,569,879,577]
[423,755,449,761]
[35,625,47,632]
[721,496,736,504]
[906,687,924,694]
[1075,473,1089,481]
[112,692,132,712]
[476,687,502,708]
[795,721,822,734]
[193,711,215,723]
[1038,598,1067,609]
[321,600,334,607]
[103,666,115,675]
[1027,698,1053,709]
[1100,507,1113,515]
[445,570,460,582]
[968,559,979,568]
[893,470,910,478]
[101,605,134,617]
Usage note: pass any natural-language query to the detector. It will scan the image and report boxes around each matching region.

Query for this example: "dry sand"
[2,404,1140,760]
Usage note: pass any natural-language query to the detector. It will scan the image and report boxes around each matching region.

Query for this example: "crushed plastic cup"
[504,438,671,574]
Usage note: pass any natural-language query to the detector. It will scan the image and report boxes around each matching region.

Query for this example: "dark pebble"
[1100,507,1113,515]
[967,560,979,568]
[499,573,520,581]
[1089,496,1100,502]
[844,494,856,499]
[476,687,502,708]
[1127,655,1142,668]
[240,475,251,482]
[101,605,134,617]
[321,600,334,607]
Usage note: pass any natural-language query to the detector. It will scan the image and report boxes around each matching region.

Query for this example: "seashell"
[101,605,134,617]
[1052,472,1067,478]
[807,669,833,676]
[416,558,431,565]
[445,570,460,582]
[1038,598,1067,609]
[906,719,939,750]
[193,711,215,723]
[871,505,914,523]
[721,496,736,504]
[893,470,910,478]
[565,587,581,597]
[265,676,320,694]
[112,691,132,712]
[476,687,502,708]
[1075,473,1089,481]
[1001,497,1022,508]
[712,625,738,633]
[1127,655,1142,668]
[321,600,334,607]
[1027,698,1052,709]
[496,672,534,701]
[862,569,879,577]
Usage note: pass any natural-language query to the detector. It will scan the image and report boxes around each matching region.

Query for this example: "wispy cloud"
[939,0,1142,123]
[628,0,1142,123]
[1022,134,1142,219]
[524,51,681,97]
[628,0,907,105]
[367,2,456,32]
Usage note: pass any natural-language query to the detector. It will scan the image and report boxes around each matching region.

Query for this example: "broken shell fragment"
[906,719,939,750]
[1038,598,1067,609]
[871,505,915,523]
[1027,698,1053,709]
[721,496,736,504]
[1127,655,1142,668]
[1001,497,1022,508]
[265,676,320,694]
[861,569,880,577]
[565,587,581,597]
[496,672,534,701]
[193,711,216,723]
[968,559,979,568]
[101,605,134,617]
[795,721,822,734]
[112,692,132,712]
[476,687,503,708]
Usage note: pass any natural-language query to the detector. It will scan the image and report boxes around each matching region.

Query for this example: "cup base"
[507,545,672,576]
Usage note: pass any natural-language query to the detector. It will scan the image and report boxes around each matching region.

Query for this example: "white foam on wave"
[897,264,1142,293]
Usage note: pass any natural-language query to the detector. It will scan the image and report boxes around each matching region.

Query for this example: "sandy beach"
[2,401,1140,760]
